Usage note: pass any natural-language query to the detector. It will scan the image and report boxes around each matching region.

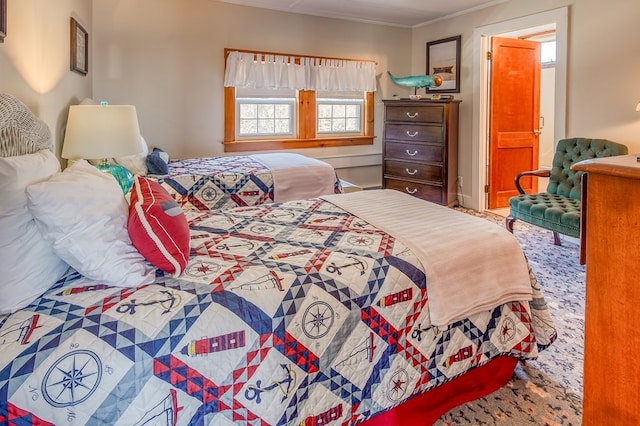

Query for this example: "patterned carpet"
[433,210,585,426]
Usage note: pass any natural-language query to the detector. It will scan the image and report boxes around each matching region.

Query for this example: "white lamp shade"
[62,105,142,160]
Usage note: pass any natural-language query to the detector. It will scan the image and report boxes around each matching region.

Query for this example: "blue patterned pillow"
[146,147,169,175]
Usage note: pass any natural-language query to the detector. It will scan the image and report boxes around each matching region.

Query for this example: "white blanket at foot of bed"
[251,153,338,202]
[322,189,533,328]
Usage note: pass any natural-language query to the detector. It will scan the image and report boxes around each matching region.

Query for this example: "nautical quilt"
[0,199,556,425]
[149,156,342,211]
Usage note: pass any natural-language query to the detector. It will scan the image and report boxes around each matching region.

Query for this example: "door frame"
[469,7,568,211]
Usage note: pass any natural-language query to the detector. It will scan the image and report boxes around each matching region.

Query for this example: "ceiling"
[216,0,510,27]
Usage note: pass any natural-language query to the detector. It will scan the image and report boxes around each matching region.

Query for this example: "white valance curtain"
[224,51,377,92]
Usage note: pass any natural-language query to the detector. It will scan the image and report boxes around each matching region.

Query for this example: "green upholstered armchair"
[505,137,628,245]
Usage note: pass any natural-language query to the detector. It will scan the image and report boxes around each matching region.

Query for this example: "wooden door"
[488,37,541,209]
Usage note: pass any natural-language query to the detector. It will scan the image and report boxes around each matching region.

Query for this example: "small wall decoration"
[70,17,88,75]
[0,0,7,43]
[426,35,461,93]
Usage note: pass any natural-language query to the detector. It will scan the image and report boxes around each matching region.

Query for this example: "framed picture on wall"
[1,0,7,43]
[426,35,461,93]
[70,17,88,75]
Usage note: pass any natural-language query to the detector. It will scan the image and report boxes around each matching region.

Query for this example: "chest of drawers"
[382,99,460,206]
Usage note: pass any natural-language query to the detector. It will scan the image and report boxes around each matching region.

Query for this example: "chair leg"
[505,216,516,233]
[553,231,562,246]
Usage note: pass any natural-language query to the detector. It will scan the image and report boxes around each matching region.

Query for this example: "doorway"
[469,7,568,212]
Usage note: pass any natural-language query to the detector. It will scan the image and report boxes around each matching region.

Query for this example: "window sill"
[223,136,374,153]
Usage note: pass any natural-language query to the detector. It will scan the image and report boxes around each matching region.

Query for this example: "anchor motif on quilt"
[245,364,297,404]
[410,323,438,342]
[116,290,182,315]
[325,256,368,276]
[216,240,256,251]
[266,210,296,220]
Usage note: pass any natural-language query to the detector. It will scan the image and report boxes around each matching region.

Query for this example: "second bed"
[148,153,343,210]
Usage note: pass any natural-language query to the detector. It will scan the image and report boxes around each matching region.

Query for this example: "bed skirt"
[361,356,518,426]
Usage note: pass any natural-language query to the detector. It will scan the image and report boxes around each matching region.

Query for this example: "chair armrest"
[515,169,551,194]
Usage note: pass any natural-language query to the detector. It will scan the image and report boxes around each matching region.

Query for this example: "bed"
[0,185,556,424]
[147,152,343,211]
[0,94,556,425]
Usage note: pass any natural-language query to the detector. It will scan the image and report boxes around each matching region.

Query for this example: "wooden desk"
[572,155,640,424]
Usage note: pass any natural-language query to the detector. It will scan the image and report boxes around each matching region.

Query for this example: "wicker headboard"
[0,94,53,157]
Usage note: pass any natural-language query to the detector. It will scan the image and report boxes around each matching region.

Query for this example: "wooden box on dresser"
[572,155,640,425]
[382,99,461,206]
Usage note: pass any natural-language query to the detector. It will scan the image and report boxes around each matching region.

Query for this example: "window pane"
[240,103,257,118]
[316,96,363,135]
[240,119,257,135]
[258,104,274,119]
[258,119,275,134]
[332,119,346,132]
[275,104,290,118]
[318,104,332,118]
[345,118,359,132]
[333,104,346,117]
[318,118,332,132]
[236,97,295,137]
[274,119,290,133]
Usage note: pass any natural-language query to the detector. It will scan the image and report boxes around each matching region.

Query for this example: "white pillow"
[26,160,155,287]
[115,135,149,176]
[0,150,68,314]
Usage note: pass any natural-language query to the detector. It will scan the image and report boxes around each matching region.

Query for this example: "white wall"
[411,0,640,209]
[0,0,92,159]
[91,0,413,189]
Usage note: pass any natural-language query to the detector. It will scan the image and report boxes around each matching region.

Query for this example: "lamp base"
[96,163,134,194]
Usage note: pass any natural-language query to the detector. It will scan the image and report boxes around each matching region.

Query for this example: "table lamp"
[62,104,142,193]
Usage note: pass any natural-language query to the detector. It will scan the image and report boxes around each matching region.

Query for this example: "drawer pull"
[406,131,419,137]
[405,187,418,194]
[406,168,418,175]
[406,112,419,118]
[405,150,419,156]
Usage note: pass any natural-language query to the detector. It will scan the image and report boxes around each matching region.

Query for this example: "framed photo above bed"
[0,0,7,43]
[426,35,461,93]
[70,17,88,75]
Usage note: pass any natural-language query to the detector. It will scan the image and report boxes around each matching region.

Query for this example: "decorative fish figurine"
[388,71,443,88]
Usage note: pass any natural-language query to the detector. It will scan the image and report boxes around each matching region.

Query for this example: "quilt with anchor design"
[149,155,342,211]
[0,198,556,425]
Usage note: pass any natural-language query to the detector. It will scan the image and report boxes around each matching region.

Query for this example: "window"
[236,89,296,138]
[541,40,556,67]
[317,92,363,135]
[223,49,375,152]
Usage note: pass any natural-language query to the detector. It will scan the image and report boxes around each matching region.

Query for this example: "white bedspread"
[250,153,337,202]
[321,189,533,328]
